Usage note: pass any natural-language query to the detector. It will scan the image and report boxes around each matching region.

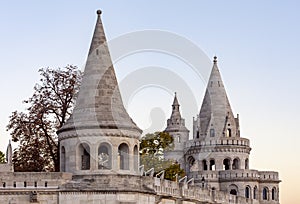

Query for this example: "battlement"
[258,171,280,181]
[0,172,72,189]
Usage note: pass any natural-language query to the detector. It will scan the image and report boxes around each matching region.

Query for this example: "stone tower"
[57,10,142,175]
[183,57,280,203]
[164,93,189,167]
[187,56,251,178]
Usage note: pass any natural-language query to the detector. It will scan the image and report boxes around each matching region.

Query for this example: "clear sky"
[0,1,299,203]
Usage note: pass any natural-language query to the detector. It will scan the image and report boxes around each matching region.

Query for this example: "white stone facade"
[0,10,280,204]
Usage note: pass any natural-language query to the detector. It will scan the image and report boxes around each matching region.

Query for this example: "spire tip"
[97,10,102,15]
[213,56,218,64]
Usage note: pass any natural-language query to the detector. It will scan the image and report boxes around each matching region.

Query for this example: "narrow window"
[24,182,27,187]
[98,143,112,170]
[263,187,268,200]
[133,145,139,172]
[272,188,276,200]
[34,181,37,187]
[253,186,258,199]
[232,158,240,170]
[79,143,90,170]
[3,182,5,188]
[45,182,48,188]
[223,158,231,170]
[226,129,232,137]
[118,143,129,170]
[202,160,208,171]
[13,182,16,188]
[210,128,215,137]
[209,159,216,171]
[245,186,250,198]
[245,158,249,169]
[177,136,181,143]
[196,131,200,139]
[61,146,66,172]
[187,156,195,172]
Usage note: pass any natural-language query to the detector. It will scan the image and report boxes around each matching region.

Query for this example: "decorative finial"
[213,56,217,64]
[174,92,177,96]
[97,10,102,15]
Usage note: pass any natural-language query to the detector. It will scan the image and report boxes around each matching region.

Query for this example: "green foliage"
[7,65,82,172]
[140,132,185,181]
[0,151,5,163]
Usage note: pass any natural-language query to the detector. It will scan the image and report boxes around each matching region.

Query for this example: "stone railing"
[0,172,72,189]
[152,176,261,204]
[258,171,280,181]
[186,137,250,148]
[219,169,260,181]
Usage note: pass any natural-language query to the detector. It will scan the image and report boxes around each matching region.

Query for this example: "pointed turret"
[170,92,181,118]
[165,93,189,168]
[194,56,239,139]
[58,10,141,175]
[6,140,12,165]
[165,93,189,148]
[59,10,141,136]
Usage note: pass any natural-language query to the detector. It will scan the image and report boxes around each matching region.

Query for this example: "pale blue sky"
[0,1,299,203]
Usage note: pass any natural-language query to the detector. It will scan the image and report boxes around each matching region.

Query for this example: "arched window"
[78,143,90,170]
[187,156,195,172]
[263,187,269,200]
[226,129,232,137]
[209,159,216,171]
[118,143,129,170]
[245,186,251,199]
[229,184,238,196]
[253,186,258,199]
[230,189,237,195]
[245,158,249,169]
[272,187,276,200]
[133,145,139,172]
[202,160,208,171]
[61,146,66,172]
[232,158,240,170]
[210,129,215,137]
[223,158,231,170]
[98,143,112,169]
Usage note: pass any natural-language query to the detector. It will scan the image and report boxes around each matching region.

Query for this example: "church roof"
[59,10,141,135]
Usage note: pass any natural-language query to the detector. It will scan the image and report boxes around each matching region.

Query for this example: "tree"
[0,151,5,163]
[7,65,82,172]
[140,132,185,181]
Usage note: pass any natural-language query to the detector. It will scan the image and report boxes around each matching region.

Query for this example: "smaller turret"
[6,140,12,165]
[164,93,189,168]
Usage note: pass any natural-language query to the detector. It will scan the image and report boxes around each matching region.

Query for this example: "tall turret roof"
[198,56,236,137]
[171,92,181,118]
[59,10,141,136]
[165,93,188,132]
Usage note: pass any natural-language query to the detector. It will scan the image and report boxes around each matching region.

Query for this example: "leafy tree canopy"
[140,132,185,181]
[7,65,82,172]
[0,151,5,163]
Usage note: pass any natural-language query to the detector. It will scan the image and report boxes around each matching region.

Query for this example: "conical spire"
[6,140,12,164]
[171,92,181,118]
[59,10,141,137]
[198,56,237,138]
